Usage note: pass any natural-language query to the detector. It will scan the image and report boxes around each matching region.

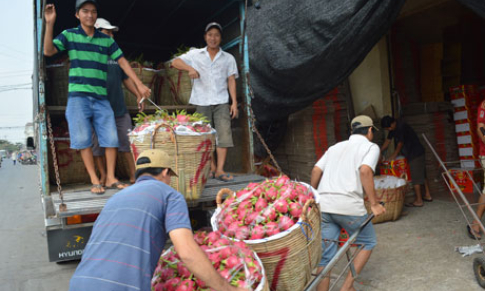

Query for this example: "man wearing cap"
[69,149,248,291]
[172,22,239,182]
[380,115,433,207]
[43,1,151,194]
[311,115,386,291]
[91,18,144,186]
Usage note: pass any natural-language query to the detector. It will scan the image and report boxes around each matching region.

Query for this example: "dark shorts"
[409,154,426,185]
[92,113,133,156]
[196,104,233,147]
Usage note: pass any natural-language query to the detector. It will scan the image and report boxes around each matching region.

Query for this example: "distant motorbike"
[20,157,36,165]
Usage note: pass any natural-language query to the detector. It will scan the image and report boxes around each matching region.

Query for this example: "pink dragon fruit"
[176,115,190,124]
[177,262,191,278]
[235,225,250,240]
[289,202,303,218]
[250,225,266,240]
[254,197,268,212]
[265,222,280,236]
[278,215,295,231]
[265,186,278,201]
[275,175,290,188]
[274,199,289,214]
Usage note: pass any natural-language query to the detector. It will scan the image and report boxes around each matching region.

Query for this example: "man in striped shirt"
[43,0,151,194]
[69,149,247,291]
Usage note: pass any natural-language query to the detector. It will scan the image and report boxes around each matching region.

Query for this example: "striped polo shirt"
[69,176,192,291]
[53,25,124,99]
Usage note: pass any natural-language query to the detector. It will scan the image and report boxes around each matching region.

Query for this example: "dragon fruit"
[151,230,264,291]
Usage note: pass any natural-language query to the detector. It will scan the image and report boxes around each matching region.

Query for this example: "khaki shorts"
[409,154,426,185]
[196,104,233,147]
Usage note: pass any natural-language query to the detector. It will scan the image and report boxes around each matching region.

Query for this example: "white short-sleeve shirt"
[177,47,239,106]
[315,134,380,216]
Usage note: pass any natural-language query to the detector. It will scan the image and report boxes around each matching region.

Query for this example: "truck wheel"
[473,257,485,288]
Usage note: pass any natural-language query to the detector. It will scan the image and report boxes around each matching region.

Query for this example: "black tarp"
[458,0,485,19]
[246,0,485,155]
[247,0,407,124]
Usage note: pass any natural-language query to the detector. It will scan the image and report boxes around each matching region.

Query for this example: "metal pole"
[304,213,375,291]
[422,134,485,235]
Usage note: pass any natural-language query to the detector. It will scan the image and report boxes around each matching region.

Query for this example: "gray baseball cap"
[205,22,223,33]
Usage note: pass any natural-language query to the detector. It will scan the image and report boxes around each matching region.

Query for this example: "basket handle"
[216,188,235,208]
[151,123,180,191]
[300,199,315,222]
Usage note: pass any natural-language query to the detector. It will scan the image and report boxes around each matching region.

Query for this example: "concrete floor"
[1,160,485,290]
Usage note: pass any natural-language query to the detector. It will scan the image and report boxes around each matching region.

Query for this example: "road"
[1,157,485,290]
[0,159,77,291]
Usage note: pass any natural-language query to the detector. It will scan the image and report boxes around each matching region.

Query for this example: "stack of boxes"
[450,85,480,168]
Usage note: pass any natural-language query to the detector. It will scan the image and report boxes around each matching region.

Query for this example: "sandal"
[405,202,423,207]
[106,181,129,190]
[423,197,433,202]
[216,173,234,182]
[91,184,105,195]
[467,225,482,240]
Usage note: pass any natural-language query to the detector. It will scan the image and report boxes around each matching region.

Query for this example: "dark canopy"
[246,0,407,123]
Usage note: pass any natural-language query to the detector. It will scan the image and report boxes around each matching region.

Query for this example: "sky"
[0,0,34,144]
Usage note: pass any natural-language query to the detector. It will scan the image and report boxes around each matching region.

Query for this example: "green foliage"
[132,109,209,126]
[0,140,21,152]
[171,45,191,59]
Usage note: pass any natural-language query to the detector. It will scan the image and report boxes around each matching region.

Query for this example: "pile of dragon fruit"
[215,175,315,240]
[130,110,215,141]
[151,231,264,291]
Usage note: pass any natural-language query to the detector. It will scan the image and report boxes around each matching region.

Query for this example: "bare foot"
[340,286,357,291]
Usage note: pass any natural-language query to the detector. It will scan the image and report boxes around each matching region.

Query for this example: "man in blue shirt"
[69,149,247,291]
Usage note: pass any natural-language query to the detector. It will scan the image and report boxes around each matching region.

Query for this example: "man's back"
[315,134,380,216]
[69,176,191,291]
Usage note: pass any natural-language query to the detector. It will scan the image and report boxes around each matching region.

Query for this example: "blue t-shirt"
[69,176,192,291]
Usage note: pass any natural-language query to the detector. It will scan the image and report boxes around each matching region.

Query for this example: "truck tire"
[473,257,485,288]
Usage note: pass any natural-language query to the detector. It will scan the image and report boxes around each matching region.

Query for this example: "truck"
[33,0,264,262]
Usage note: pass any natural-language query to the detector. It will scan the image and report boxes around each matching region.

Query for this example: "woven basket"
[162,61,192,105]
[214,188,322,291]
[123,63,160,106]
[46,64,69,106]
[130,123,215,200]
[48,139,91,185]
[364,183,407,224]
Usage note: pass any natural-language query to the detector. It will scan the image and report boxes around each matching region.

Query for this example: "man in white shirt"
[311,115,386,291]
[172,22,238,182]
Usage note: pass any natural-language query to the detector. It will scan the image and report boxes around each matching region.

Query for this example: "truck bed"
[51,174,265,218]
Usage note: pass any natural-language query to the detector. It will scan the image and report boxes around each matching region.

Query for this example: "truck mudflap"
[47,226,92,262]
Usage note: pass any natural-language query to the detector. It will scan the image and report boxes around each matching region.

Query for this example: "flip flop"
[216,174,234,182]
[405,202,423,207]
[423,197,433,202]
[106,181,129,190]
[467,225,482,240]
[91,184,105,195]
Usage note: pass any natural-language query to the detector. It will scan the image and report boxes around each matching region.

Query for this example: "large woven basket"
[123,63,160,107]
[130,123,215,200]
[162,61,192,105]
[214,188,322,291]
[45,64,69,106]
[364,178,407,224]
[48,139,91,185]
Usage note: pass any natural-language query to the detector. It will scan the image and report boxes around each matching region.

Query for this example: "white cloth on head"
[315,134,380,216]
[177,47,239,106]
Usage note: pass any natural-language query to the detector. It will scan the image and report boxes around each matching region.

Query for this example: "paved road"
[1,157,485,290]
[0,159,77,291]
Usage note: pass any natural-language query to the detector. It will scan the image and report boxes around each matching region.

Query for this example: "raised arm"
[43,4,58,56]
[170,228,248,291]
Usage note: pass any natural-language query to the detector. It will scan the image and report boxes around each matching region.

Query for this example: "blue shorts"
[65,96,119,150]
[319,212,377,267]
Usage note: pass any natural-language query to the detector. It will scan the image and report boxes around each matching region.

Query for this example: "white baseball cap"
[95,18,119,32]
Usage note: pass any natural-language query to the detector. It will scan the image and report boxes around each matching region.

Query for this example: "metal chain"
[246,75,282,173]
[46,113,66,212]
